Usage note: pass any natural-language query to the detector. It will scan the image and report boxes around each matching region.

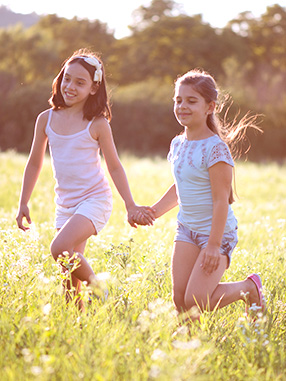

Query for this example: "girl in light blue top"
[134,69,266,321]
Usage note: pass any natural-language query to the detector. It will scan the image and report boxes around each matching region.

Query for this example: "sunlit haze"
[1,0,284,38]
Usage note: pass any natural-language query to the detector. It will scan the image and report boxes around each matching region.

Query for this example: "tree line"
[0,1,285,160]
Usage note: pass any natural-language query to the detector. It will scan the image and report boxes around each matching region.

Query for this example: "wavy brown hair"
[49,48,111,121]
[175,69,262,159]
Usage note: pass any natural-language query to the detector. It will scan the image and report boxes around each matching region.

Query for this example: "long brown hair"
[49,48,112,121]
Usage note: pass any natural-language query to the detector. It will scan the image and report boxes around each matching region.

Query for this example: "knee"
[184,292,211,312]
[184,290,208,311]
[50,236,71,261]
[184,294,198,312]
[173,289,186,312]
[50,239,60,261]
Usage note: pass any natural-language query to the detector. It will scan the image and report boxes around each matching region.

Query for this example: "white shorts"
[55,196,113,234]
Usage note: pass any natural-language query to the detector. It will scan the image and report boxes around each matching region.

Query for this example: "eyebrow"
[175,95,198,100]
[64,73,87,82]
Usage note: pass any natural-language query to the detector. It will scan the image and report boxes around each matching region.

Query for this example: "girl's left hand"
[127,205,155,227]
[200,244,221,275]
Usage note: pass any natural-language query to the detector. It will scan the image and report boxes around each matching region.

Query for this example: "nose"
[66,80,75,90]
[179,100,187,109]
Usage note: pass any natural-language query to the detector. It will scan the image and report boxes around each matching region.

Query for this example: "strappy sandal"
[245,273,266,318]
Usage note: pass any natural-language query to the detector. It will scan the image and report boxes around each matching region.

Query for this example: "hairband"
[80,56,103,83]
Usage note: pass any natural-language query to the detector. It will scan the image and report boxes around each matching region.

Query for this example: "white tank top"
[45,110,112,208]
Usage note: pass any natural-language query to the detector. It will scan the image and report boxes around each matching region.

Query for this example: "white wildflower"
[172,338,201,350]
[149,365,161,379]
[31,366,42,376]
[95,272,111,281]
[42,303,52,315]
[151,349,168,361]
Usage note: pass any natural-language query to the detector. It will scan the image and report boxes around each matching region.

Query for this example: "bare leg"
[63,240,88,311]
[171,241,200,312]
[50,214,97,310]
[185,250,232,311]
[172,241,262,320]
[208,278,260,309]
[185,249,262,311]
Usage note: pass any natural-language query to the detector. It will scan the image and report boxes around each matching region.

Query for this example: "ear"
[90,83,99,95]
[207,101,216,115]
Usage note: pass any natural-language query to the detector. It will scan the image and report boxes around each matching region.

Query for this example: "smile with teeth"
[65,91,76,98]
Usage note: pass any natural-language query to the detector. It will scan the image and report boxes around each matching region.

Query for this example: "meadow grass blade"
[0,152,285,380]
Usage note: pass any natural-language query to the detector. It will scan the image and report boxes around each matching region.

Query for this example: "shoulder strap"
[47,109,53,126]
[86,118,94,130]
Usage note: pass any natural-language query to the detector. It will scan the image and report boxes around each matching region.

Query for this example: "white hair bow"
[81,56,103,83]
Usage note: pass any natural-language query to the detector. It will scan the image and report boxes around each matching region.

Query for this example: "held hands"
[127,205,156,228]
[16,204,32,231]
[200,244,221,275]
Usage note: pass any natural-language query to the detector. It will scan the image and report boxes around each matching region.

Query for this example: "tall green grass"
[0,151,285,380]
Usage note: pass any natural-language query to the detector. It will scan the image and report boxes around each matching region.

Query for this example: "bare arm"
[95,119,155,227]
[152,183,178,218]
[133,183,178,225]
[201,161,233,274]
[16,111,48,231]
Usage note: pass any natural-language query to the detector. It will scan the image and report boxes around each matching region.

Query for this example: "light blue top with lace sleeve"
[168,133,237,235]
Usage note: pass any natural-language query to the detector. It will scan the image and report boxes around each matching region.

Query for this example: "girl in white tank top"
[16,49,155,311]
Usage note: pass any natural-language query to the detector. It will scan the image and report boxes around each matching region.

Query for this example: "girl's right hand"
[200,244,221,275]
[16,205,32,231]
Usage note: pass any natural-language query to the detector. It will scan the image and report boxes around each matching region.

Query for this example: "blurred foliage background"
[0,0,285,160]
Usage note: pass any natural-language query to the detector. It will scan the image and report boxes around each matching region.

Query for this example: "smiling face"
[173,84,214,130]
[60,61,97,108]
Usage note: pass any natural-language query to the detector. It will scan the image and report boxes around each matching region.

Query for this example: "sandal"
[245,273,266,316]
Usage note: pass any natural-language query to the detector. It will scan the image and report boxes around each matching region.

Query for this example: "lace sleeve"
[208,142,234,168]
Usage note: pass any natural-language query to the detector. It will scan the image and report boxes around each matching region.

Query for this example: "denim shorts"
[55,196,112,234]
[174,222,238,268]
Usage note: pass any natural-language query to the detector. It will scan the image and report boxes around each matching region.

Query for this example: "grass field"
[0,151,285,380]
